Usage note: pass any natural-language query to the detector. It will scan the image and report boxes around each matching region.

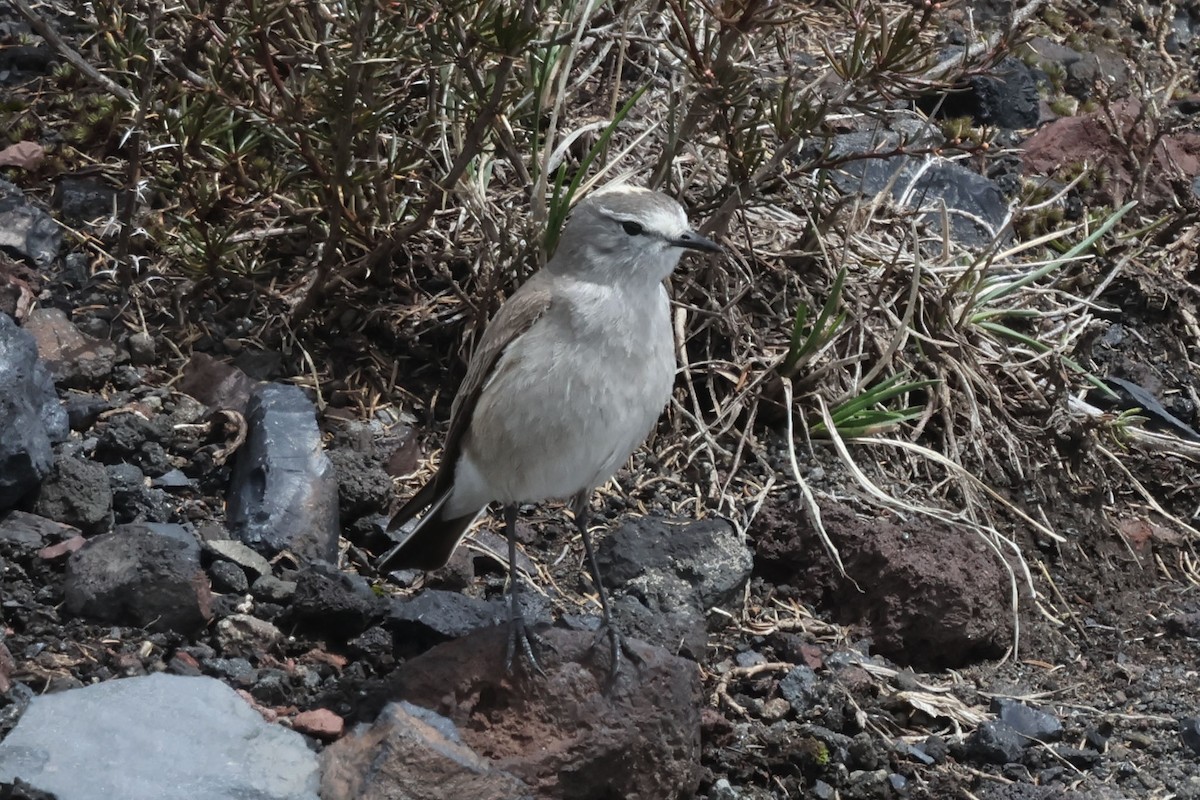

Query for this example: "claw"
[590,622,643,683]
[505,613,546,676]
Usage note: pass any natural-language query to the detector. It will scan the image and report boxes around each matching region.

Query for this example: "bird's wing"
[386,282,553,532]
[444,281,555,466]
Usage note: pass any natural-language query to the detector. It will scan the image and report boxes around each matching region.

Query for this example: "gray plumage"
[380,185,720,573]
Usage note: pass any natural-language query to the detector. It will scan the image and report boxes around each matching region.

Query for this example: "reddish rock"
[177,352,256,414]
[291,708,344,740]
[754,501,1012,669]
[322,700,532,800]
[1022,98,1200,207]
[389,626,703,800]
[236,689,280,722]
[23,307,119,389]
[0,642,14,693]
[0,511,78,551]
[37,535,86,560]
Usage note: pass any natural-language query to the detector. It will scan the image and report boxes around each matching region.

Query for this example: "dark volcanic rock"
[393,626,702,800]
[1181,717,1200,756]
[105,462,170,523]
[0,312,67,511]
[64,522,212,633]
[921,56,1039,129]
[754,500,1012,669]
[209,559,249,594]
[328,447,392,521]
[285,562,384,638]
[388,589,506,643]
[94,411,174,476]
[0,180,61,269]
[965,720,1027,765]
[54,177,119,226]
[595,516,752,659]
[226,383,340,563]
[0,511,78,554]
[31,456,112,534]
[322,701,533,800]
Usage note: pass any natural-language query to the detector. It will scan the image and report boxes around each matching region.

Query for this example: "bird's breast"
[460,281,675,505]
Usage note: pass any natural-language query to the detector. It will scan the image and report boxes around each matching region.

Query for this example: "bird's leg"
[503,503,544,675]
[571,491,640,679]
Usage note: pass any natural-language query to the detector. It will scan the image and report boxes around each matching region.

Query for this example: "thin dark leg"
[503,504,543,675]
[572,491,638,679]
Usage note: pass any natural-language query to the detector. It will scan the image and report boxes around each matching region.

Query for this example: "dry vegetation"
[9,0,1200,644]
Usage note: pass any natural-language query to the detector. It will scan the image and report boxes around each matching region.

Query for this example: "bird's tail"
[378,483,482,572]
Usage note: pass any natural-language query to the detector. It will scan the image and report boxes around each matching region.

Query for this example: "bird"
[378,183,721,674]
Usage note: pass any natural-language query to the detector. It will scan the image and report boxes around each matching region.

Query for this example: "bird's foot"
[504,613,547,676]
[592,623,643,683]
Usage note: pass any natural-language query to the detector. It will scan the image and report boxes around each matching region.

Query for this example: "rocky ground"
[1,0,1200,799]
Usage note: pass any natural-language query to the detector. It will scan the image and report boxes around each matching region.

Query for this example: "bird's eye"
[621,220,644,236]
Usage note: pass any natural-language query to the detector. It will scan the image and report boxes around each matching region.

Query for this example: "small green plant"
[812,373,935,437]
[780,268,847,379]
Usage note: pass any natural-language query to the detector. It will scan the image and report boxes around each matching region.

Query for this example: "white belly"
[446,281,674,515]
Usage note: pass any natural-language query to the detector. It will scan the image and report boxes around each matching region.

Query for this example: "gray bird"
[378,184,721,672]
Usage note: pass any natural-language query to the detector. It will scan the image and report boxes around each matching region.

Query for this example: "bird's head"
[550,185,721,285]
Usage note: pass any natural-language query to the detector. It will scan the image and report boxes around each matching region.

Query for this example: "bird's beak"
[672,230,723,254]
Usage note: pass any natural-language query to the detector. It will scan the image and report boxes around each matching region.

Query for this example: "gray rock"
[126,331,155,365]
[1180,717,1200,756]
[992,697,1063,742]
[251,574,297,603]
[226,383,340,563]
[32,456,113,534]
[150,468,194,490]
[0,510,78,552]
[779,665,820,713]
[0,179,61,269]
[215,613,283,656]
[816,128,1010,250]
[0,312,67,510]
[0,673,319,800]
[205,537,275,577]
[64,522,212,633]
[595,516,752,659]
[709,778,741,800]
[322,701,533,800]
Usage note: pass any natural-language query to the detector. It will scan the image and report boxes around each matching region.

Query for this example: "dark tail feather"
[387,478,441,533]
[378,485,482,572]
